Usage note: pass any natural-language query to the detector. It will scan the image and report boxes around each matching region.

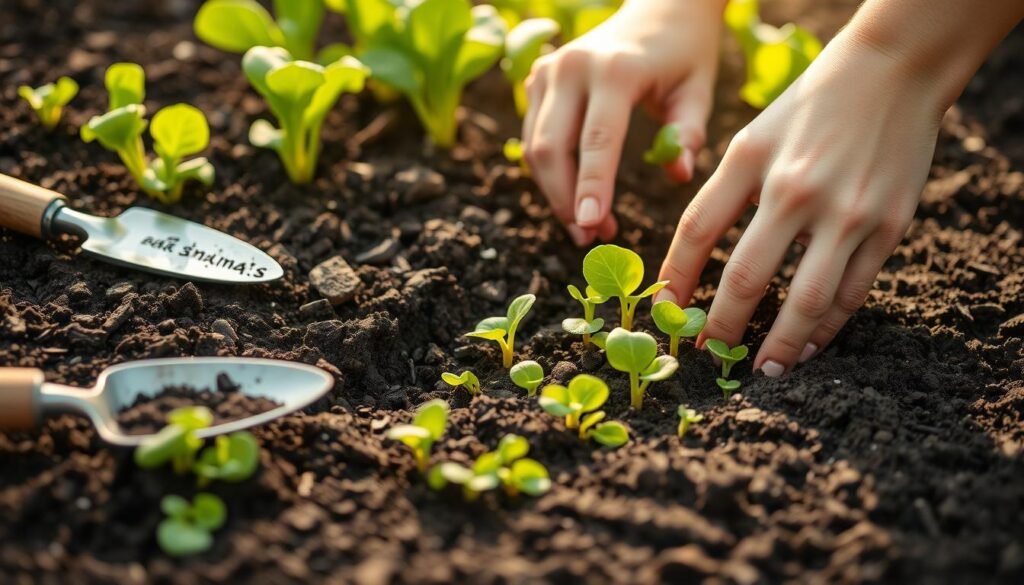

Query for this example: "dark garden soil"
[1,0,1023,583]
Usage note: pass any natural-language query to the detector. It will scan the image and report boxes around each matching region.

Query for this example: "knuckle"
[771,167,822,212]
[721,256,765,301]
[579,124,615,153]
[554,47,590,72]
[877,218,909,246]
[599,52,640,83]
[704,315,741,341]
[726,128,768,162]
[835,283,871,314]
[792,276,833,318]
[675,205,712,247]
[524,139,556,167]
[834,201,880,236]
[768,332,805,356]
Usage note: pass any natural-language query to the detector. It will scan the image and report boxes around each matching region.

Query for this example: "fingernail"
[566,224,589,247]
[576,197,600,226]
[654,289,677,305]
[681,149,695,179]
[760,360,785,378]
[799,343,818,363]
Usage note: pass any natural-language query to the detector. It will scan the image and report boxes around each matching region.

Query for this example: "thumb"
[661,78,712,183]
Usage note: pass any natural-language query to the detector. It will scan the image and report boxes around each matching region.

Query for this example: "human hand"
[656,35,947,377]
[521,0,726,246]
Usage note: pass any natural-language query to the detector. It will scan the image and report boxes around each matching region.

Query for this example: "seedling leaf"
[18,77,78,129]
[441,371,481,395]
[510,360,544,396]
[561,317,604,335]
[640,354,679,381]
[643,123,684,165]
[606,328,658,374]
[497,434,530,463]
[589,421,629,448]
[194,0,283,55]
[105,62,145,109]
[509,458,551,496]
[412,399,449,439]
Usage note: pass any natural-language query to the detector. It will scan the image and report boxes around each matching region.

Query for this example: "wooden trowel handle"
[0,173,66,239]
[0,368,44,431]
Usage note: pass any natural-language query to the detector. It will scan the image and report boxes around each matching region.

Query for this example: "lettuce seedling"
[704,338,749,379]
[243,47,369,183]
[428,434,551,500]
[135,406,214,475]
[529,0,621,41]
[724,0,822,108]
[651,300,707,357]
[563,284,607,346]
[441,370,481,395]
[386,399,449,472]
[677,405,703,438]
[466,293,536,369]
[583,244,667,330]
[716,377,742,399]
[606,327,678,410]
[643,124,683,166]
[18,77,78,130]
[510,360,544,396]
[195,431,260,486]
[358,0,506,148]
[502,18,559,117]
[194,0,325,61]
[157,492,226,557]
[539,374,629,447]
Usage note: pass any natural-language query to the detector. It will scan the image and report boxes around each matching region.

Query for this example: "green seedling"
[677,405,703,438]
[490,0,528,28]
[583,244,667,330]
[135,406,214,475]
[243,47,369,184]
[503,137,530,174]
[724,0,822,108]
[358,0,506,148]
[386,399,449,472]
[704,338,749,379]
[501,17,559,117]
[529,0,621,41]
[539,374,629,447]
[442,370,481,395]
[643,124,683,166]
[18,77,78,129]
[651,300,707,357]
[81,63,214,204]
[194,431,260,486]
[195,0,325,61]
[510,360,544,396]
[563,284,607,346]
[466,293,536,369]
[157,492,226,557]
[605,327,678,410]
[428,434,551,500]
[716,377,742,399]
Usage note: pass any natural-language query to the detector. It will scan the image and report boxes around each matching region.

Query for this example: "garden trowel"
[0,173,282,284]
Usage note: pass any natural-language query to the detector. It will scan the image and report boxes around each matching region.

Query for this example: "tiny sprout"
[704,339,749,379]
[503,137,529,174]
[564,284,607,346]
[583,244,667,330]
[18,77,78,129]
[643,124,683,166]
[510,360,544,397]
[605,327,679,410]
[135,406,214,475]
[157,492,226,557]
[651,300,707,357]
[195,431,260,486]
[501,17,560,117]
[428,434,551,500]
[539,374,629,447]
[716,378,742,399]
[677,405,703,438]
[386,399,449,472]
[466,293,536,369]
[441,370,481,395]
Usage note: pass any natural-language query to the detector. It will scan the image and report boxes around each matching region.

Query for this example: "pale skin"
[522,0,1024,377]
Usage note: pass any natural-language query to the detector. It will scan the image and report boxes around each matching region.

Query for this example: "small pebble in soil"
[356,231,400,265]
[309,255,362,305]
[210,318,238,344]
[104,282,135,302]
[395,165,446,203]
[550,361,578,383]
[299,298,335,320]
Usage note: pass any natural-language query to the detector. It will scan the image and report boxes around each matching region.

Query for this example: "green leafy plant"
[677,405,703,438]
[428,434,551,500]
[357,0,506,148]
[724,0,822,108]
[651,300,706,357]
[563,284,607,346]
[18,77,78,129]
[716,378,742,399]
[501,17,559,116]
[583,244,667,330]
[605,327,678,410]
[529,0,620,41]
[157,493,226,557]
[643,123,683,165]
[194,431,260,486]
[704,338,749,379]
[510,360,544,396]
[539,374,629,447]
[135,406,214,474]
[243,46,369,184]
[81,63,214,204]
[194,0,325,61]
[386,399,449,472]
[442,370,481,395]
[466,293,536,369]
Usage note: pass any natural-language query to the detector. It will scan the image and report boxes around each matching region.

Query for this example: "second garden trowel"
[0,173,282,284]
